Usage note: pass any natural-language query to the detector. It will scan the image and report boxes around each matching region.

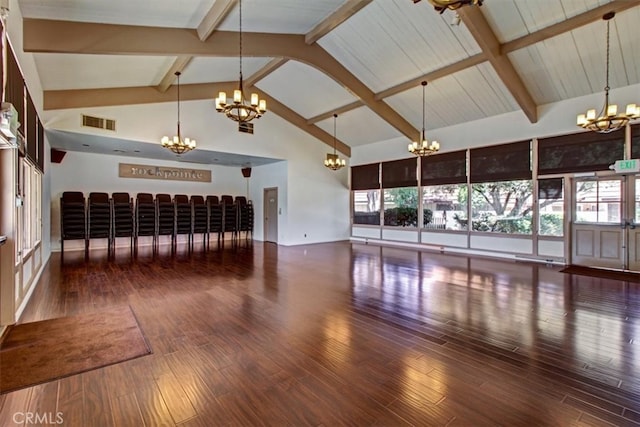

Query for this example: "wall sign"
[119,163,211,183]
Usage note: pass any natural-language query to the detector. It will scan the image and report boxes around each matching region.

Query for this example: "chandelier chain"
[422,82,426,139]
[239,0,243,89]
[333,113,337,155]
[176,72,181,138]
[605,18,610,93]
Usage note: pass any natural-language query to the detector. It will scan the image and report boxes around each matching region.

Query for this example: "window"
[421,150,467,230]
[575,179,620,224]
[538,178,564,236]
[382,158,417,227]
[383,187,419,227]
[469,142,532,234]
[422,184,467,230]
[351,163,380,225]
[353,190,380,225]
[469,180,533,234]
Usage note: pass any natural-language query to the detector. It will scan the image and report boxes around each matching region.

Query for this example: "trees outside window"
[453,180,533,234]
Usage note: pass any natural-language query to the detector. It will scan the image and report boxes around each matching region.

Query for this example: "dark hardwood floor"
[1,240,639,426]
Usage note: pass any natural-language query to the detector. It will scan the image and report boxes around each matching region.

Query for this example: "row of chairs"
[60,191,254,253]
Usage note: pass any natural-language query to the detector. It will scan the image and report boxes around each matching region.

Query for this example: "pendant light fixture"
[161,71,196,154]
[215,0,266,124]
[324,114,346,171]
[408,81,440,157]
[576,12,639,133]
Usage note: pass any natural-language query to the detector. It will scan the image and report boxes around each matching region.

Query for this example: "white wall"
[46,104,352,248]
[249,161,287,243]
[50,151,248,251]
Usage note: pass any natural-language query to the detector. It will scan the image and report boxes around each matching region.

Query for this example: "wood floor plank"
[2,241,640,426]
[111,392,144,427]
[155,373,197,424]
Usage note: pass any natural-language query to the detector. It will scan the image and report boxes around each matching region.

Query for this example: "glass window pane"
[575,179,620,224]
[353,190,380,225]
[383,187,418,227]
[422,184,467,230]
[538,179,564,236]
[470,180,533,234]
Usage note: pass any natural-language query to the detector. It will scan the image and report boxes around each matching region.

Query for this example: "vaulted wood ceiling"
[18,0,640,158]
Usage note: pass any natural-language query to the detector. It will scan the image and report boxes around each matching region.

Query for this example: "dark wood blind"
[421,150,466,186]
[538,131,624,175]
[37,117,44,172]
[6,44,24,136]
[382,157,417,188]
[26,91,37,163]
[631,124,640,159]
[470,140,531,183]
[351,163,380,191]
[538,178,563,200]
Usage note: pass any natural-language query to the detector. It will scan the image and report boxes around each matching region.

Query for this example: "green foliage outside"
[384,207,433,227]
[539,213,563,236]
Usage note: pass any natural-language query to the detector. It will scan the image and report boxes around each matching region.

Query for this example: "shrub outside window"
[383,187,419,227]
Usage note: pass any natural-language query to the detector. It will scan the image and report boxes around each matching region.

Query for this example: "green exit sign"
[612,159,640,173]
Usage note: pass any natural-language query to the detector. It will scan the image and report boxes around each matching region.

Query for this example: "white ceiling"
[15,0,640,165]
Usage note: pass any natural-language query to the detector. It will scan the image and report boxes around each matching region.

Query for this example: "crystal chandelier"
[161,71,196,155]
[412,0,483,14]
[577,12,639,134]
[324,114,346,171]
[408,81,440,157]
[215,0,266,124]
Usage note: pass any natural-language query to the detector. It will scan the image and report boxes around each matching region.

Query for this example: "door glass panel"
[575,179,621,223]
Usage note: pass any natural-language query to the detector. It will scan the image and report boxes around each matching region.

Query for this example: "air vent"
[82,114,116,131]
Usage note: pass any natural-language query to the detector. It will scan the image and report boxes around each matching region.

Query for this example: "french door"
[571,175,640,271]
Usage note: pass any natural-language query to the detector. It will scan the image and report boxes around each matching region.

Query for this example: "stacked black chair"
[135,193,157,248]
[221,194,237,239]
[207,195,223,246]
[174,194,192,247]
[237,196,254,240]
[112,192,134,249]
[191,195,208,247]
[156,193,175,246]
[60,191,87,253]
[87,192,111,251]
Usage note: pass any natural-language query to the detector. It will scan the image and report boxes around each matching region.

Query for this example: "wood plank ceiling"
[17,0,640,157]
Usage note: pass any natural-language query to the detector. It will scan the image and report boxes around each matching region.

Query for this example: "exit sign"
[611,159,640,173]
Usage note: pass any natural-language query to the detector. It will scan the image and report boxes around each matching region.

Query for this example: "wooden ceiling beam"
[157,56,193,93]
[26,19,418,140]
[502,0,640,54]
[375,53,486,100]
[307,101,364,125]
[158,0,237,93]
[245,58,289,87]
[197,0,237,41]
[305,0,372,45]
[458,6,538,123]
